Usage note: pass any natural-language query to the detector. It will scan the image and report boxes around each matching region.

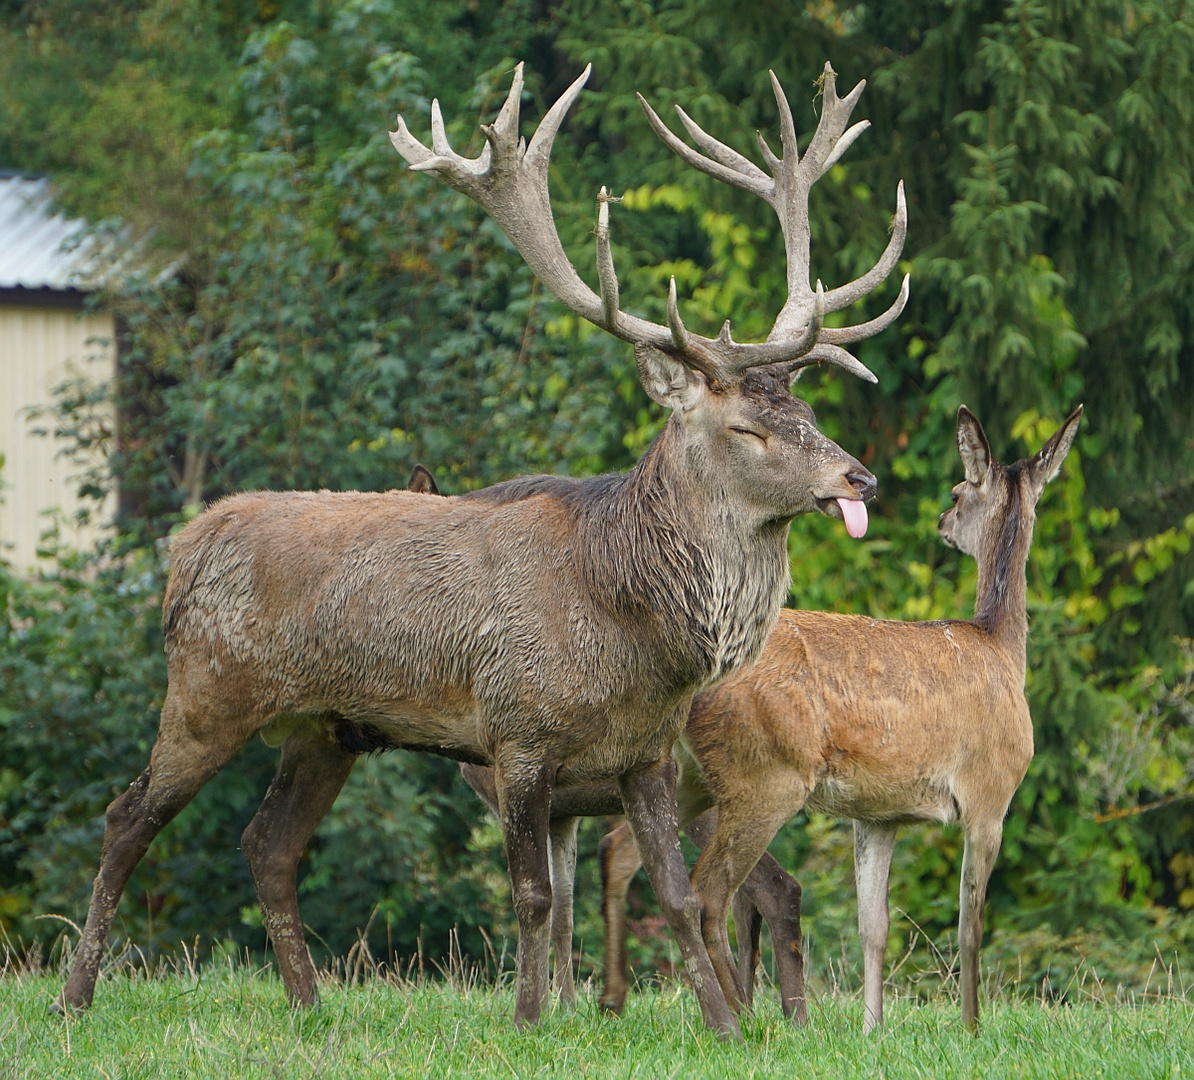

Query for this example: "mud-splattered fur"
[59,384,874,1041]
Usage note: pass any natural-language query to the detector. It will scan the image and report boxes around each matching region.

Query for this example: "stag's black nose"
[847,468,878,503]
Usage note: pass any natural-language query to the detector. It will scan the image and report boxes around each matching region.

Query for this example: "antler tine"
[524,64,589,167]
[820,272,910,346]
[490,61,525,141]
[801,62,868,180]
[787,342,878,384]
[596,188,620,329]
[769,70,799,163]
[822,181,908,313]
[637,65,902,380]
[637,93,772,199]
[429,99,453,157]
[667,277,690,351]
[675,107,769,180]
[393,65,686,360]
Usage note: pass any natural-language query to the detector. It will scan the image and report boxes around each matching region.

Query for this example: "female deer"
[599,405,1082,1032]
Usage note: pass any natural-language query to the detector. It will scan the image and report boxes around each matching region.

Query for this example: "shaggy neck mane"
[574,419,792,687]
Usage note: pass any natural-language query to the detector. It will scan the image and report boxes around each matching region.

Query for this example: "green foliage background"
[0,0,1192,993]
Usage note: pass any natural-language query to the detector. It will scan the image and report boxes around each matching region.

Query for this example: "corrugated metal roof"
[0,175,104,291]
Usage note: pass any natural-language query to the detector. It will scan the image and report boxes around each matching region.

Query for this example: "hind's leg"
[548,815,579,1007]
[958,820,1001,1033]
[854,819,897,1034]
[57,692,255,1011]
[241,729,357,1006]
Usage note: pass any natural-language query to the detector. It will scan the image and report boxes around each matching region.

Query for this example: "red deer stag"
[57,61,907,1038]
[598,405,1083,1032]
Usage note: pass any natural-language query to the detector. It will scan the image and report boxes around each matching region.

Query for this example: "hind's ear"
[407,464,440,495]
[1027,405,1083,499]
[956,406,991,485]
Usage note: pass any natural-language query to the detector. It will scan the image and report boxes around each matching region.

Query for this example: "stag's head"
[939,405,1083,557]
[391,63,908,537]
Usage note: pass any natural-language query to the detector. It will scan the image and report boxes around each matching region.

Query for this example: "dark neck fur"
[576,419,792,686]
[972,464,1033,672]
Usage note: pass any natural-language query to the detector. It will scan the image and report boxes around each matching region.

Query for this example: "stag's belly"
[552,700,691,787]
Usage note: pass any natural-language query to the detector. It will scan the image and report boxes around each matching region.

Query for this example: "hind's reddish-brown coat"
[689,612,1032,830]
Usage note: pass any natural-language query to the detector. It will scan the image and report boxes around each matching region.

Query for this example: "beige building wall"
[0,304,116,568]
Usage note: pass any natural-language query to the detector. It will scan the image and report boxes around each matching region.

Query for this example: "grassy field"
[2,962,1191,1080]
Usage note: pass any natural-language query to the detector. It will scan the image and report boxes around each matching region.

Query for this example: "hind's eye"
[731,427,767,445]
[951,490,960,504]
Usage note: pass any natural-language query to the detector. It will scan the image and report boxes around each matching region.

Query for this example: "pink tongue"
[837,497,869,539]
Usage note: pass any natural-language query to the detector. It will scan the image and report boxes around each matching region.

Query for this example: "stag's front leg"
[548,815,579,1007]
[494,754,555,1029]
[241,730,357,1006]
[958,821,1002,1033]
[619,756,741,1041]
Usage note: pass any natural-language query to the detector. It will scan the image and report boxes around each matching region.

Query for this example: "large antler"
[390,63,907,387]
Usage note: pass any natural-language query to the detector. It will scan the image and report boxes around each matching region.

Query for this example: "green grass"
[2,965,1192,1080]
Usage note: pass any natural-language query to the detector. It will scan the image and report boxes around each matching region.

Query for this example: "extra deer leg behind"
[596,820,641,1014]
[495,756,556,1029]
[854,819,898,1034]
[241,730,358,1006]
[618,756,741,1041]
[737,853,806,1023]
[729,891,763,1010]
[547,815,580,1007]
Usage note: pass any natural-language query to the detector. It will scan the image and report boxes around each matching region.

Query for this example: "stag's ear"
[635,344,707,413]
[956,405,991,485]
[407,464,440,495]
[1027,404,1083,500]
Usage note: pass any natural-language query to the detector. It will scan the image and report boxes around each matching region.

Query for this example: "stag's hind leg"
[57,691,257,1012]
[241,728,357,1006]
